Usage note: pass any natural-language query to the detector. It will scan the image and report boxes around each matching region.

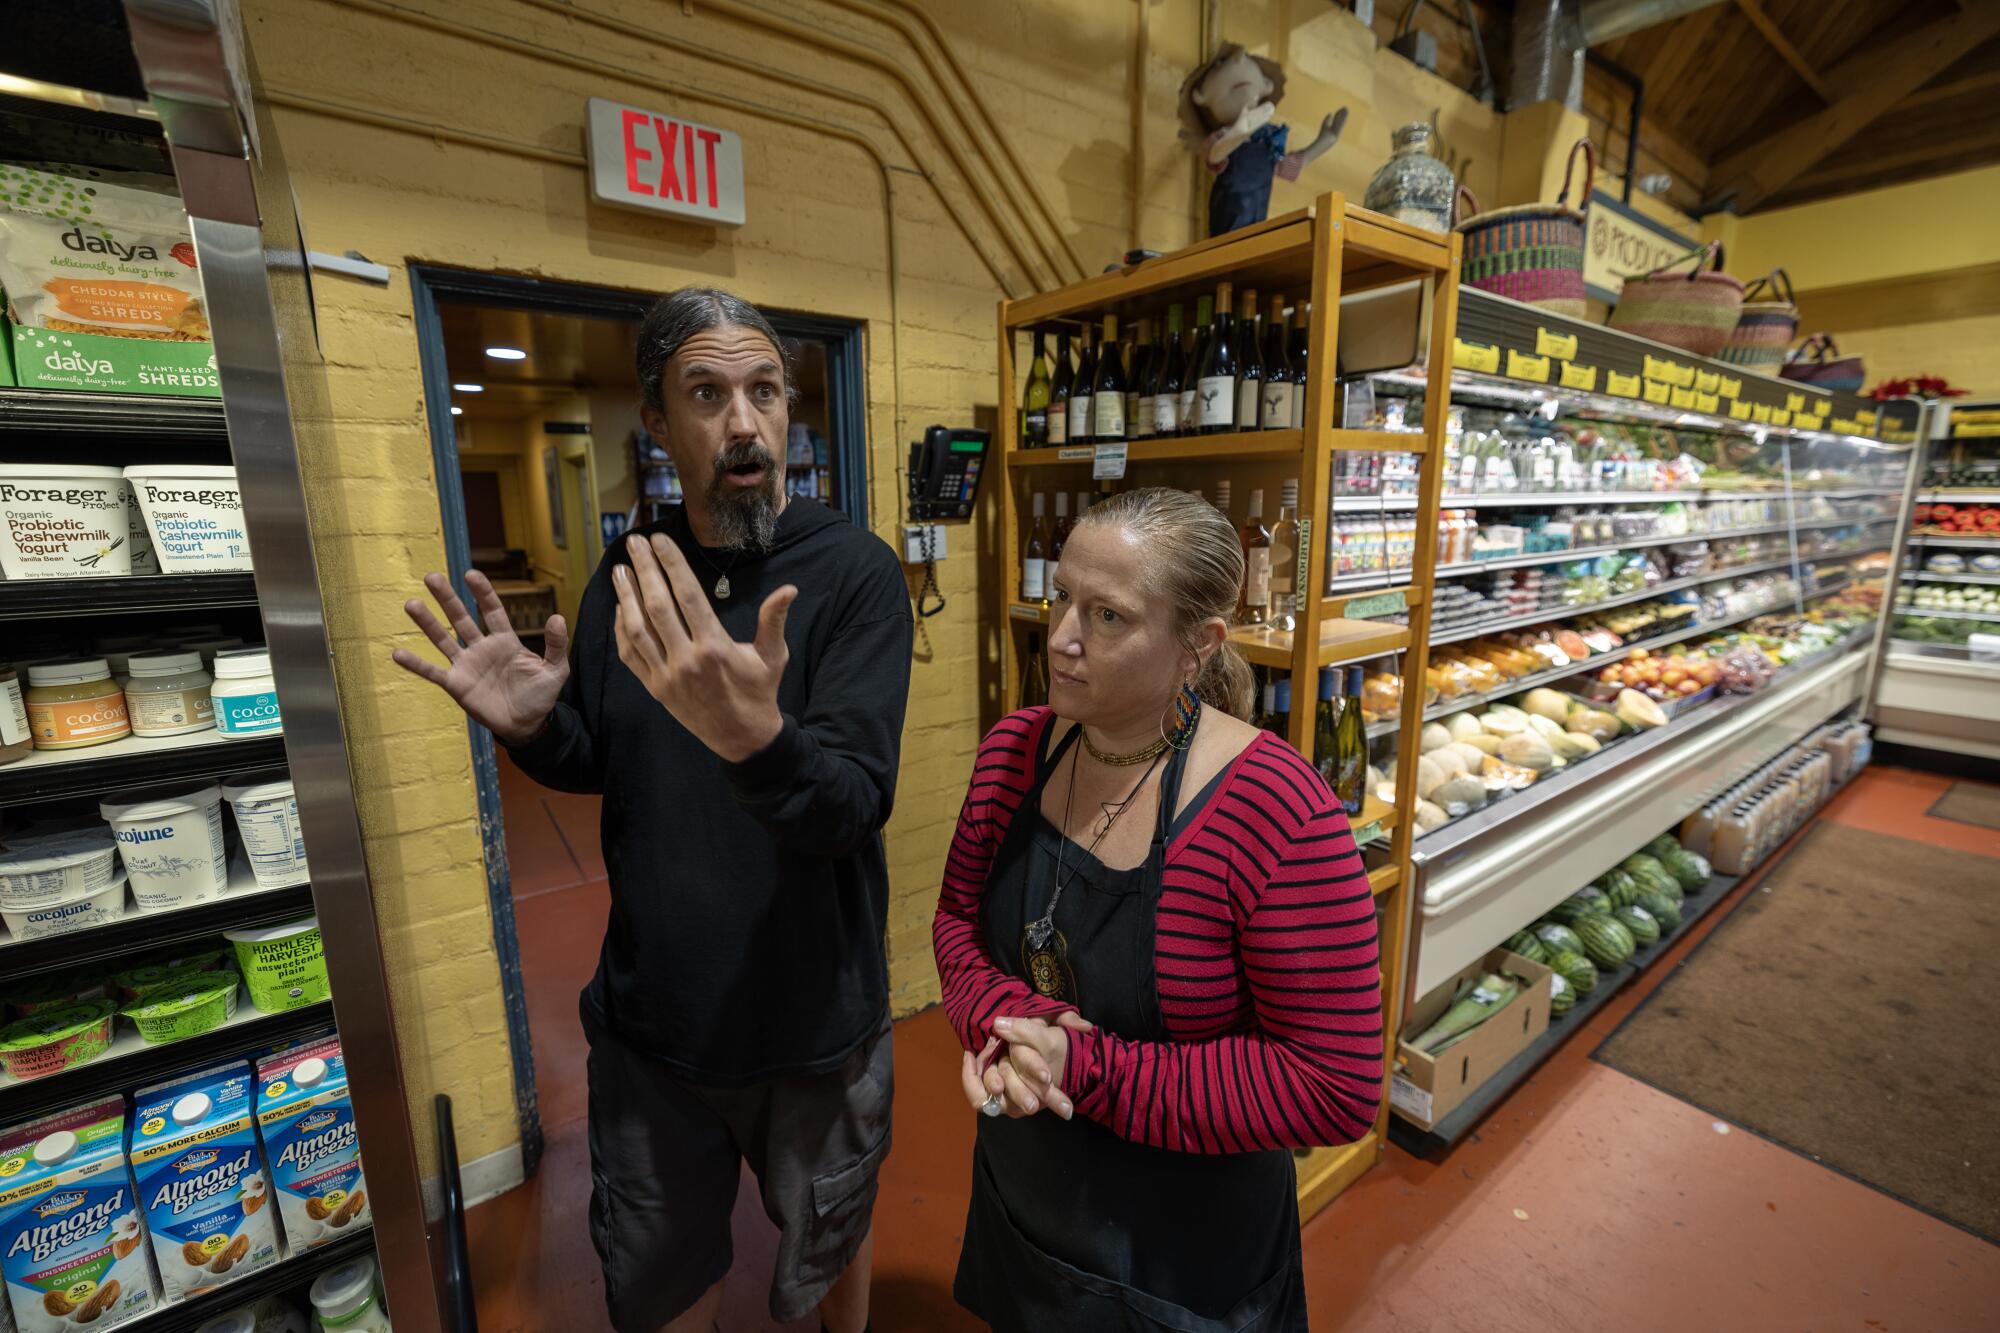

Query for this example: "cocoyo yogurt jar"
[122,465,252,573]
[99,784,229,912]
[0,464,134,579]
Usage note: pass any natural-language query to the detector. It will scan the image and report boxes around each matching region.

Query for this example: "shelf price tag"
[1505,349,1552,383]
[1727,400,1754,420]
[1695,369,1720,394]
[1752,402,1773,424]
[1859,409,1877,429]
[1056,446,1093,461]
[1092,443,1128,480]
[1785,391,1806,412]
[1453,338,1500,373]
[1343,590,1407,620]
[1644,354,1695,386]
[1695,391,1720,414]
[1794,414,1824,431]
[1669,385,1697,409]
[1009,604,1044,621]
[1642,380,1672,404]
[1534,327,1579,360]
[1718,375,1743,398]
[1559,361,1598,391]
[1351,819,1385,847]
[1815,398,1834,419]
[1771,408,1792,425]
[1606,370,1641,397]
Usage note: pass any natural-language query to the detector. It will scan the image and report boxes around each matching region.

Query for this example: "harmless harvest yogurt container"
[225,917,327,1013]
[99,784,229,911]
[211,649,282,739]
[221,772,309,890]
[0,463,134,579]
[123,464,252,572]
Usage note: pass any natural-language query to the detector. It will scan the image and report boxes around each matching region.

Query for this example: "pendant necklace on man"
[1023,741,1164,1000]
[690,544,741,599]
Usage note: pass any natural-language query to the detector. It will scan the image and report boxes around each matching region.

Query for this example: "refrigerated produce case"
[1,7,447,1331]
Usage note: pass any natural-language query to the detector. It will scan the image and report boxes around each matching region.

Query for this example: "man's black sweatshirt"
[507,499,912,1085]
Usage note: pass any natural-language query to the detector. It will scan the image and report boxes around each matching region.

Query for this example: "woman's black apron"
[954,722,1307,1332]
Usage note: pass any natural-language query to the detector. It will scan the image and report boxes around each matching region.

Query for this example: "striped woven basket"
[1719,268,1797,370]
[1456,138,1594,318]
[1608,242,1744,358]
[1780,333,1865,393]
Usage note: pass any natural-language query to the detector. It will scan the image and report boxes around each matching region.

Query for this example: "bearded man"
[394,287,910,1333]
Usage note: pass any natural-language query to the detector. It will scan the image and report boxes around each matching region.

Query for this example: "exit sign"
[586,97,746,227]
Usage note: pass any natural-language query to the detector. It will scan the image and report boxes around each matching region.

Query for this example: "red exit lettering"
[620,110,723,210]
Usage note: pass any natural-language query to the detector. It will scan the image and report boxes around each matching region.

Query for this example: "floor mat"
[1927,780,2000,831]
[1594,821,1999,1242]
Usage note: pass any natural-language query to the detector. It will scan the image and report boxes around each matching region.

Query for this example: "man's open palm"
[393,570,569,744]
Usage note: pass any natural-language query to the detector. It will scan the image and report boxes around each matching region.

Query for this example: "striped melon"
[1636,889,1682,930]
[1548,972,1575,1016]
[1547,890,1612,926]
[1621,854,1680,899]
[1644,833,1681,860]
[1547,948,1597,994]
[1599,870,1644,909]
[1575,914,1636,969]
[1661,847,1711,892]
[1612,903,1660,945]
[1505,931,1549,964]
[1534,922,1586,958]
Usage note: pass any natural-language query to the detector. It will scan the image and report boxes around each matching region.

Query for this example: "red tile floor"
[466,754,2000,1330]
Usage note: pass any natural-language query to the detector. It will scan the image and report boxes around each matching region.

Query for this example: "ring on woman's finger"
[980,1094,1004,1118]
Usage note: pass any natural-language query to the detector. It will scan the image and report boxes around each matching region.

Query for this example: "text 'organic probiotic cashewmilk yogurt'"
[120,467,248,573]
[254,1038,367,1251]
[0,466,133,580]
[0,1098,155,1332]
[129,1061,281,1302]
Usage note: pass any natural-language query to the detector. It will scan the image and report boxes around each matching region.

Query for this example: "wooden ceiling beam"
[1896,69,2000,112]
[1731,0,1833,102]
[1787,128,2000,192]
[1703,4,2000,212]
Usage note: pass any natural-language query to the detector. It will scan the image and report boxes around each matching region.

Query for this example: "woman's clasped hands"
[959,1013,1096,1121]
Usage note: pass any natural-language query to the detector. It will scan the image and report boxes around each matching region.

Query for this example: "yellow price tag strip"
[1695,391,1720,414]
[1815,399,1834,419]
[1560,362,1598,391]
[1506,349,1552,382]
[1643,380,1672,404]
[1642,354,1676,384]
[1752,403,1772,423]
[1669,385,1697,409]
[1785,391,1805,412]
[1453,338,1500,374]
[1606,370,1641,397]
[1727,400,1753,420]
[1695,369,1720,394]
[1718,375,1742,398]
[1858,409,1877,428]
[1535,327,1579,360]
[1794,414,1824,431]
[1771,408,1792,425]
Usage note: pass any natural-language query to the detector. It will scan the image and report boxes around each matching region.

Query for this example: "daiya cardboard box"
[0,1097,155,1332]
[130,1061,282,1302]
[1389,948,1554,1133]
[254,1038,368,1251]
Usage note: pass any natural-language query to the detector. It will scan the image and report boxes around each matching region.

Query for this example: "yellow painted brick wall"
[242,0,1501,1166]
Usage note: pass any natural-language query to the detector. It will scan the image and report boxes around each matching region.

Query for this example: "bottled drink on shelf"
[1151,303,1185,437]
[1235,288,1264,434]
[1022,631,1050,707]
[1262,295,1295,430]
[1258,676,1279,731]
[1239,487,1272,625]
[1069,324,1096,445]
[1051,491,1072,562]
[1048,331,1073,447]
[1214,478,1233,525]
[1267,677,1292,739]
[1023,493,1049,604]
[1076,490,1092,527]
[1181,294,1213,435]
[1128,319,1153,439]
[1290,301,1311,430]
[1332,665,1367,817]
[1313,668,1339,787]
[1091,315,1126,442]
[1022,330,1051,447]
[1197,280,1237,433]
[1267,478,1301,630]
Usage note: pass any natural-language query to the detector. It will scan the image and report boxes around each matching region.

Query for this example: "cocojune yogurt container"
[121,465,251,573]
[98,784,229,913]
[0,465,134,579]
[0,1097,156,1332]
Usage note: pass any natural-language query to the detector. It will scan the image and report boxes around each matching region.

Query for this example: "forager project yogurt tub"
[0,465,132,580]
[121,466,248,573]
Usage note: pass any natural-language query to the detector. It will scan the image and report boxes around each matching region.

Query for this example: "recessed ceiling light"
[453,382,484,393]
[484,346,527,361]
[450,405,464,416]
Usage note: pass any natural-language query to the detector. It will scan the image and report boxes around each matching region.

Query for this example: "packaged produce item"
[121,467,249,572]
[1,668,30,767]
[224,918,326,1013]
[130,1061,281,1302]
[221,774,309,890]
[0,164,219,397]
[123,652,215,738]
[0,830,117,913]
[0,1001,116,1081]
[120,973,239,1046]
[211,650,281,740]
[22,661,128,751]
[0,465,133,579]
[0,873,129,942]
[98,784,228,912]
[256,1037,368,1250]
[308,1255,391,1332]
[0,1097,155,1331]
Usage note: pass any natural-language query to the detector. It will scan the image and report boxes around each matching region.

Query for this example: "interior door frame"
[408,266,868,1177]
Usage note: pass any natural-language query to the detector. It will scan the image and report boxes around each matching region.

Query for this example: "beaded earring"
[1162,679,1201,751]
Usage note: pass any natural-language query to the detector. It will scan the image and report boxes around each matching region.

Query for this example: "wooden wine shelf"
[1368,863,1400,896]
[1011,429,1303,466]
[1228,617,1411,669]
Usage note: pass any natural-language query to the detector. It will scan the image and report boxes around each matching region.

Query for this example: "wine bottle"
[1289,302,1310,429]
[1261,295,1295,430]
[1213,478,1233,526]
[1333,665,1367,817]
[1091,314,1126,442]
[1076,490,1091,527]
[1051,490,1072,563]
[1023,493,1049,604]
[1238,487,1272,624]
[1235,288,1263,434]
[1022,632,1050,707]
[1127,319,1152,439]
[1181,294,1213,435]
[1048,332,1072,446]
[1197,282,1236,433]
[1068,325,1096,445]
[1267,477,1300,630]
[1022,330,1051,447]
[1151,303,1184,438]
[1268,677,1292,741]
[1313,668,1339,786]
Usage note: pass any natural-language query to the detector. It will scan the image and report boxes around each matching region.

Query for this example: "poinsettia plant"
[1869,374,1970,400]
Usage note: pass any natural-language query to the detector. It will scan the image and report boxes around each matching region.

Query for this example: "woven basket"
[1456,138,1594,317]
[1780,333,1865,393]
[1608,242,1745,358]
[1719,268,1797,370]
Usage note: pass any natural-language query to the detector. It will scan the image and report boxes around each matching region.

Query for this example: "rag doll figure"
[1178,43,1348,238]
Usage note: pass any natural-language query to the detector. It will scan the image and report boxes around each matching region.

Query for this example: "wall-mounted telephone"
[908,425,989,521]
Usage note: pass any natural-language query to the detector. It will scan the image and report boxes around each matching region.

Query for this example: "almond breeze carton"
[129,1062,280,1303]
[254,1039,367,1251]
[0,1098,154,1332]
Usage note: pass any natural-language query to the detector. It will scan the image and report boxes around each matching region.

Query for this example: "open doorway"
[410,268,869,1175]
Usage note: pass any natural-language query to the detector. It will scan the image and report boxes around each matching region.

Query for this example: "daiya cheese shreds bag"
[0,1097,155,1332]
[129,1061,281,1302]
[254,1038,368,1250]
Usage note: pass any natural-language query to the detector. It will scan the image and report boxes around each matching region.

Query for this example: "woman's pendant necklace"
[1021,744,1162,1002]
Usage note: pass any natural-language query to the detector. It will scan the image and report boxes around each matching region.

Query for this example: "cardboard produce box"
[1389,947,1553,1132]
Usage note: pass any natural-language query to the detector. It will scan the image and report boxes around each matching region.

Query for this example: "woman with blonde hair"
[935,486,1383,1331]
